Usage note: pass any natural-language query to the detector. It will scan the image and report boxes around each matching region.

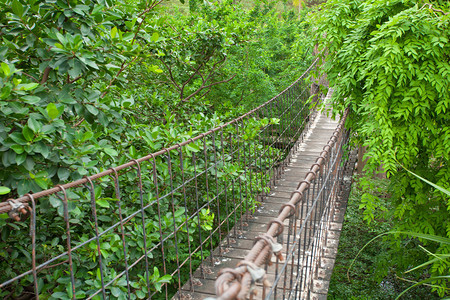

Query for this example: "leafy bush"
[329,178,440,299]
[311,0,450,294]
[0,0,315,298]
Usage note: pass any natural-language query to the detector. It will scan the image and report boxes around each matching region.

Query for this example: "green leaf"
[34,142,49,158]
[111,26,118,39]
[151,32,159,42]
[21,83,39,91]
[1,62,11,77]
[46,103,59,119]
[86,105,99,116]
[129,145,137,158]
[391,231,450,245]
[58,168,70,181]
[35,177,48,189]
[75,291,86,299]
[174,208,185,218]
[404,167,450,197]
[10,132,27,145]
[11,0,24,17]
[15,153,26,165]
[22,125,34,142]
[104,148,118,157]
[111,287,121,297]
[0,186,11,195]
[10,144,24,154]
[27,118,42,133]
[82,131,93,141]
[51,292,68,299]
[186,143,200,153]
[21,95,41,104]
[135,290,145,299]
[96,199,109,208]
[49,196,62,208]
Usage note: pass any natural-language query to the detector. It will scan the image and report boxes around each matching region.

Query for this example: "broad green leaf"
[186,143,200,152]
[174,208,185,218]
[10,144,24,154]
[0,186,11,195]
[56,32,66,45]
[82,131,93,141]
[96,199,109,208]
[22,125,34,141]
[151,32,159,42]
[11,0,24,17]
[15,153,26,165]
[1,62,11,77]
[27,118,41,132]
[57,168,70,181]
[46,103,59,119]
[86,105,99,116]
[135,290,145,299]
[21,95,41,104]
[129,145,137,157]
[49,196,62,208]
[104,148,118,156]
[21,83,39,91]
[50,292,68,299]
[111,26,118,38]
[35,177,48,189]
[111,287,121,297]
[10,132,27,145]
[34,142,49,158]
[75,291,86,299]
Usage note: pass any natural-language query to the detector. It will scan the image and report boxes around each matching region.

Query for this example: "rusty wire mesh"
[0,59,320,299]
[213,108,351,300]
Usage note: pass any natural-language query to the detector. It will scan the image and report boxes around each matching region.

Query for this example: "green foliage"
[0,0,165,195]
[312,0,450,294]
[0,0,314,298]
[208,0,314,114]
[329,179,440,299]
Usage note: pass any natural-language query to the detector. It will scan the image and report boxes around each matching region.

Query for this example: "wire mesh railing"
[212,108,350,300]
[0,59,320,299]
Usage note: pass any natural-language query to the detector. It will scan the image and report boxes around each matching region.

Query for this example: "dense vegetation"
[312,0,450,297]
[0,0,311,195]
[329,178,440,299]
[0,0,315,298]
[3,0,448,298]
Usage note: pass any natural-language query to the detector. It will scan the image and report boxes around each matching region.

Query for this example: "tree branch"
[182,74,236,102]
[40,67,50,84]
[21,72,39,82]
[68,75,83,84]
[159,58,181,91]
[180,62,205,99]
[205,56,227,82]
[73,118,85,127]
[420,3,449,15]
[101,56,140,98]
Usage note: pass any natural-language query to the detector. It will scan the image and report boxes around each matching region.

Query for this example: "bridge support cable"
[212,108,353,300]
[0,58,321,299]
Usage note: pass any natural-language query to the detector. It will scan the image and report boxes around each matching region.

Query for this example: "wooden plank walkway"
[174,98,345,300]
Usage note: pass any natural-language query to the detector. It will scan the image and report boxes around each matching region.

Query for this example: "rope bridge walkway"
[0,58,356,300]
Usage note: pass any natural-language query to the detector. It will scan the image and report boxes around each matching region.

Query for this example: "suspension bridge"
[0,58,357,300]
